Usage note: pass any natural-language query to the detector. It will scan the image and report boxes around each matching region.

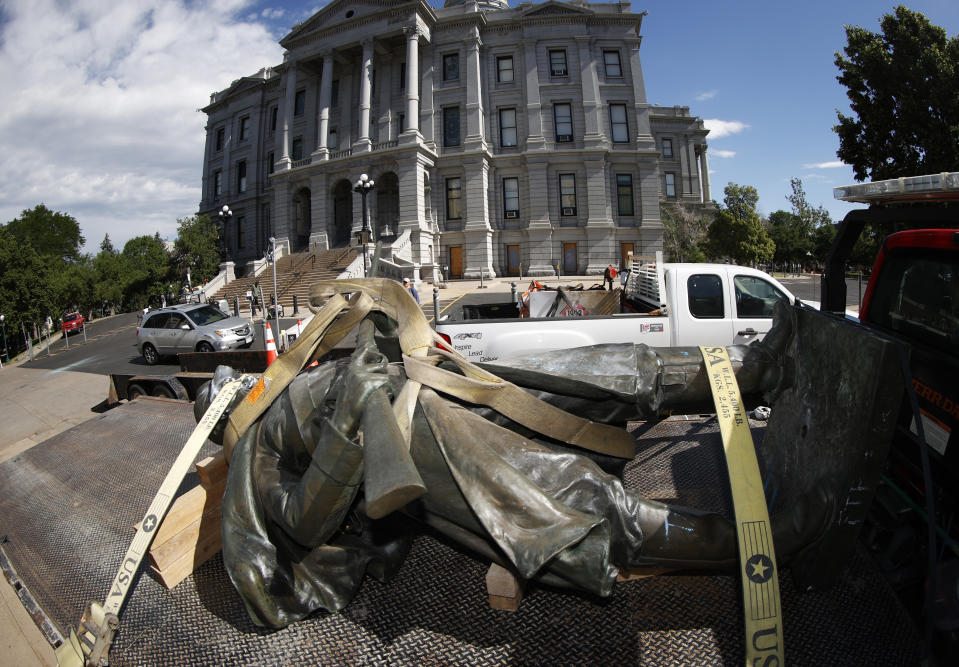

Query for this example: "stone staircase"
[211,247,357,316]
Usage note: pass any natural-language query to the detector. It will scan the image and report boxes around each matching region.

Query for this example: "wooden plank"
[195,451,228,488]
[616,567,673,582]
[148,506,221,571]
[150,520,224,590]
[150,478,225,551]
[486,563,524,612]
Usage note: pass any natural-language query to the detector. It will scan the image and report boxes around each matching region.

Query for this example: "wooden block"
[616,567,674,582]
[195,451,228,488]
[149,506,221,571]
[150,520,224,589]
[151,478,225,548]
[486,563,524,612]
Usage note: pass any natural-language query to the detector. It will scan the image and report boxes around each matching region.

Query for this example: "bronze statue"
[195,279,901,629]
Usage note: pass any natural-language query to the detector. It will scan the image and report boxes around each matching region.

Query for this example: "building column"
[314,52,334,160]
[403,26,421,135]
[524,157,555,276]
[310,172,330,250]
[679,134,691,197]
[278,62,297,170]
[464,27,487,151]
[639,166,664,253]
[699,145,711,202]
[340,71,353,148]
[627,39,656,151]
[398,152,435,233]
[524,40,546,151]
[420,45,435,150]
[584,157,615,274]
[463,154,494,279]
[355,39,374,152]
[576,36,603,150]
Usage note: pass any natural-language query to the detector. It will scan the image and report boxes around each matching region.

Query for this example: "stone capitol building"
[199,0,711,282]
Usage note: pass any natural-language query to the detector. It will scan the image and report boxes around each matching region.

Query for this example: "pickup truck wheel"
[196,341,215,353]
[127,383,147,400]
[142,344,159,366]
[151,384,175,399]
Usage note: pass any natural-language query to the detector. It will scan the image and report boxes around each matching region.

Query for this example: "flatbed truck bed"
[0,399,921,665]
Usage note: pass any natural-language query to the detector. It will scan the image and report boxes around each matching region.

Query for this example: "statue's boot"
[624,486,832,573]
[626,303,905,591]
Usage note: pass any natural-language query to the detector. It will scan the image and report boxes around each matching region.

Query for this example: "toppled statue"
[195,279,903,629]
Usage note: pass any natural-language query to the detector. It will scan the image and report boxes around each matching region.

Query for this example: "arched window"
[375,172,400,238]
[332,180,353,247]
[292,187,311,251]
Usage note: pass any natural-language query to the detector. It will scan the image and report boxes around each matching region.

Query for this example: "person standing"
[403,278,420,304]
[603,264,617,290]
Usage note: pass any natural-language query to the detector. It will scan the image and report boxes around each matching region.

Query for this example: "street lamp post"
[353,174,375,276]
[0,314,8,363]
[269,236,279,339]
[218,204,233,261]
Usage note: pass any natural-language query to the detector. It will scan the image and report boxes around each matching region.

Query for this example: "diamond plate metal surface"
[0,405,920,665]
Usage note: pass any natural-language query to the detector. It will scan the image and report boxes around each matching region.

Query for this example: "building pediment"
[281,0,427,48]
[205,68,276,110]
[520,1,593,19]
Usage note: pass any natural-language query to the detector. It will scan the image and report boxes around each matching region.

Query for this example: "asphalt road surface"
[15,274,862,376]
[16,312,295,376]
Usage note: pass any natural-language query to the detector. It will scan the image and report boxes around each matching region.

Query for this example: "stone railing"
[391,228,413,262]
[338,254,366,279]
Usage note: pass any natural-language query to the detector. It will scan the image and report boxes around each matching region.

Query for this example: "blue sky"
[638,0,959,223]
[1,0,957,254]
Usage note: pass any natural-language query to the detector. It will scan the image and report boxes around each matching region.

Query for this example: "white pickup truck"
[435,254,808,363]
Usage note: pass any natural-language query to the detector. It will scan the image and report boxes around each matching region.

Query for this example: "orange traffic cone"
[264,322,278,366]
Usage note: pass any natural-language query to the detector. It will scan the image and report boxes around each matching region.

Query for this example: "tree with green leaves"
[834,5,959,181]
[0,227,59,354]
[766,210,807,268]
[172,214,220,288]
[122,234,173,309]
[767,178,832,269]
[704,183,775,265]
[811,224,837,269]
[4,204,85,263]
[661,203,709,263]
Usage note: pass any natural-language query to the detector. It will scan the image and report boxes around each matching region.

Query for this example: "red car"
[62,311,85,336]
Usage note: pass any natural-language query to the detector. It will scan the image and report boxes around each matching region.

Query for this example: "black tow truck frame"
[824,172,959,658]
[106,350,270,404]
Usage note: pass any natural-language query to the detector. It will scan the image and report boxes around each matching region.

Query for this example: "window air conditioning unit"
[557,134,573,142]
[561,207,576,216]
[505,210,519,219]
[553,68,567,76]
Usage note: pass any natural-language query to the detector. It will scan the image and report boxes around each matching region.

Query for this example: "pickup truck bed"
[0,400,920,664]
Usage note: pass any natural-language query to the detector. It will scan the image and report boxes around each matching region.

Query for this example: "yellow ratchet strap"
[700,346,784,666]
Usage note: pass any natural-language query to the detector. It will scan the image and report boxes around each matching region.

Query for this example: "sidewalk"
[0,365,102,666]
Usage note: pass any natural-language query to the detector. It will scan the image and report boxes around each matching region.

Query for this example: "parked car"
[136,303,255,365]
[61,311,85,336]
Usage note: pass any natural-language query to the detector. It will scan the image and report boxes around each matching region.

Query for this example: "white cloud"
[703,119,749,139]
[261,7,286,20]
[0,0,284,252]
[801,160,846,169]
[695,89,718,101]
[710,149,736,159]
